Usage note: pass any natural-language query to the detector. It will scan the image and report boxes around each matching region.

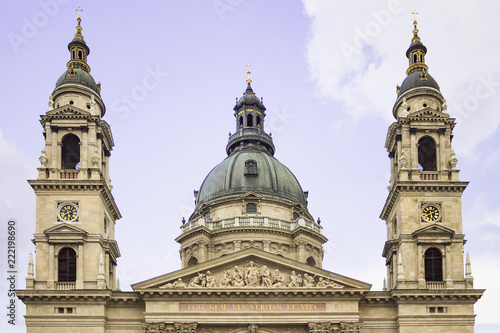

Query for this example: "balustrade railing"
[180,216,322,234]
[426,281,445,290]
[56,282,76,290]
[420,172,439,180]
[60,170,79,179]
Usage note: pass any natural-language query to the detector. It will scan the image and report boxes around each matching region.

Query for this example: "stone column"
[51,126,58,170]
[438,128,446,170]
[180,249,186,268]
[105,252,110,288]
[48,244,55,289]
[445,245,453,289]
[81,127,88,171]
[417,243,425,288]
[410,128,417,170]
[76,243,84,289]
[297,241,306,262]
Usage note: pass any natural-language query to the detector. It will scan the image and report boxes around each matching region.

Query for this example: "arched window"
[187,257,198,267]
[247,114,253,126]
[239,116,243,127]
[306,257,316,267]
[61,134,80,169]
[58,248,76,282]
[245,160,257,175]
[424,248,443,281]
[413,54,417,64]
[418,136,437,171]
[246,203,257,213]
[78,50,82,59]
[256,116,261,126]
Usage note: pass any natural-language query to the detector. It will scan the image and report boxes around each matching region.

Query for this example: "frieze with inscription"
[180,303,326,312]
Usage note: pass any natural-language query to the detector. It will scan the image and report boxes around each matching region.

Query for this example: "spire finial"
[246,63,252,85]
[412,10,418,27]
[76,7,83,26]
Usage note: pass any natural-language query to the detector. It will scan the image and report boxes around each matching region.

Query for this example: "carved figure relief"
[270,243,290,257]
[158,260,345,289]
[215,242,234,258]
[248,323,258,333]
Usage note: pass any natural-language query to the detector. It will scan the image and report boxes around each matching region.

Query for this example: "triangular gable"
[408,107,450,119]
[412,223,455,239]
[132,248,371,291]
[240,191,263,200]
[44,223,87,235]
[44,223,88,242]
[46,106,90,117]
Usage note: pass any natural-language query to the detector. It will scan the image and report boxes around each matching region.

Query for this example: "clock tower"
[380,17,473,291]
[27,14,121,291]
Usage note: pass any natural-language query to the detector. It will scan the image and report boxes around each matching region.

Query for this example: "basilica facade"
[17,14,484,333]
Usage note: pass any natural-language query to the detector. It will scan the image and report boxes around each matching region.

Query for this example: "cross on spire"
[412,10,418,26]
[76,7,83,24]
[246,63,252,85]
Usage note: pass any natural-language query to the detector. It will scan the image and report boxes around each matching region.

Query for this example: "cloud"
[302,0,500,156]
[0,128,34,214]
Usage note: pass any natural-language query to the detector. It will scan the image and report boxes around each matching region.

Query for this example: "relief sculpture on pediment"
[158,260,345,289]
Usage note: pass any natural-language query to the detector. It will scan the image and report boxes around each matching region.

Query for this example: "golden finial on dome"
[246,63,252,85]
[76,7,83,22]
[411,10,420,43]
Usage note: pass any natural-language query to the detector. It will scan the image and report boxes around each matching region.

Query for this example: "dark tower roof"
[397,16,440,98]
[196,70,308,207]
[54,13,101,96]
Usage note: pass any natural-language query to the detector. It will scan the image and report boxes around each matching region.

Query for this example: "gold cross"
[412,10,418,24]
[246,64,252,83]
[76,7,83,18]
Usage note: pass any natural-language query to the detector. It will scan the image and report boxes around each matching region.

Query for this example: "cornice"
[28,179,121,220]
[390,289,485,303]
[16,289,112,302]
[176,225,327,244]
[136,288,369,300]
[380,181,468,220]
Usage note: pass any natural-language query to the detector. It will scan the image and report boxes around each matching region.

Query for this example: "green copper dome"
[398,70,440,97]
[196,150,307,207]
[55,68,100,95]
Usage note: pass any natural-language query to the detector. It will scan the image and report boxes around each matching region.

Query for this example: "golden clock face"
[59,204,78,222]
[422,205,440,222]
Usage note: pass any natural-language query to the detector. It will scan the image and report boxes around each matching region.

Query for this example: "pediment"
[44,223,88,237]
[412,223,455,239]
[408,107,450,119]
[240,191,263,200]
[46,106,90,117]
[132,248,371,291]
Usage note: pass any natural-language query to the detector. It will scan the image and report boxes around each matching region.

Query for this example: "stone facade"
[17,16,483,333]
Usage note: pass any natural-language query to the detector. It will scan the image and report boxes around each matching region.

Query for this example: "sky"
[1,1,499,332]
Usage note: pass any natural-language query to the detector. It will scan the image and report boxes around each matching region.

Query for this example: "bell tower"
[27,13,121,291]
[380,17,473,290]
